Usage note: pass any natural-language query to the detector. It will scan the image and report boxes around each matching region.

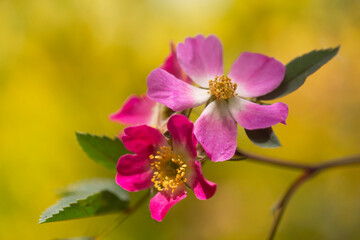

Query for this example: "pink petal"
[122,125,167,155]
[149,190,187,222]
[109,95,156,126]
[176,35,223,88]
[161,42,192,84]
[228,97,288,130]
[228,52,285,98]
[194,100,237,162]
[147,68,209,111]
[167,114,197,158]
[116,154,153,192]
[187,161,217,200]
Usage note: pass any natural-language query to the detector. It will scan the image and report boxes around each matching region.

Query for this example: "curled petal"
[229,52,285,98]
[149,190,187,222]
[187,161,217,200]
[228,97,288,130]
[161,42,192,84]
[194,100,237,162]
[109,95,156,126]
[147,68,209,111]
[177,35,223,87]
[122,125,167,155]
[116,154,152,192]
[167,114,197,158]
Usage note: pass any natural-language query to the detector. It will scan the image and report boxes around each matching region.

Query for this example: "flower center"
[208,75,238,100]
[150,146,187,193]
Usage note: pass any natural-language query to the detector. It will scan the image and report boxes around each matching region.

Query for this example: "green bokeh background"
[1,0,360,239]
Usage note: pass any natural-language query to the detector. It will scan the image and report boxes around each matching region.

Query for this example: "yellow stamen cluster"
[208,75,238,100]
[150,146,187,193]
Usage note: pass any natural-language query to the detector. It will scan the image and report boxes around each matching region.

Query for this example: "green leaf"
[245,128,281,148]
[76,132,129,171]
[40,178,129,224]
[258,46,339,100]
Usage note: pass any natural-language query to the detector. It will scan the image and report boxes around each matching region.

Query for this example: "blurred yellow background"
[1,0,360,239]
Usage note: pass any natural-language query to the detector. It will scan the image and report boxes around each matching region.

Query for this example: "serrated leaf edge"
[39,193,92,224]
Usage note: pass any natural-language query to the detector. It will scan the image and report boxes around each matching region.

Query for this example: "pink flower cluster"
[111,35,288,221]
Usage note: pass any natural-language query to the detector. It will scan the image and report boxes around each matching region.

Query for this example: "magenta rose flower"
[110,42,191,129]
[147,35,288,162]
[116,114,217,221]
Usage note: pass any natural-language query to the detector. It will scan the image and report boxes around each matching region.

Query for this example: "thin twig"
[314,155,360,170]
[237,149,360,171]
[264,155,360,240]
[235,148,360,239]
[268,169,317,240]
[235,149,313,170]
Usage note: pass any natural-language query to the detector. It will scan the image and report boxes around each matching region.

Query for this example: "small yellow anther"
[150,146,188,192]
[208,75,237,100]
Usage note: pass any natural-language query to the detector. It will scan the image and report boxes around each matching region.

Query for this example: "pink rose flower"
[147,35,288,162]
[116,114,217,221]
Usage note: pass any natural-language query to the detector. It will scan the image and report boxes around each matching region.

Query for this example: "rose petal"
[167,114,197,158]
[228,97,288,130]
[147,68,209,111]
[187,161,217,200]
[149,190,187,222]
[116,154,152,192]
[161,42,192,84]
[177,35,223,88]
[228,52,285,98]
[122,125,167,154]
[109,95,156,126]
[194,100,237,162]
